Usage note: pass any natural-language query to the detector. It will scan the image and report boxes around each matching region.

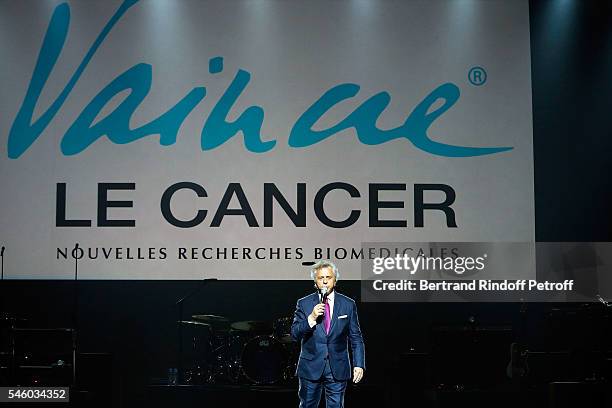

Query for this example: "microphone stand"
[175,278,217,384]
[0,246,12,385]
[71,243,83,387]
[0,246,5,313]
[596,294,611,309]
[1,246,4,280]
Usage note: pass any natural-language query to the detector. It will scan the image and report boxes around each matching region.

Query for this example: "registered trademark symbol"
[468,66,487,86]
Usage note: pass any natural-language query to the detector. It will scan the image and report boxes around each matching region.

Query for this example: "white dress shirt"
[307,289,335,328]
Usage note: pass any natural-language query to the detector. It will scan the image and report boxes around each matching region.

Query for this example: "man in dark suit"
[291,260,365,408]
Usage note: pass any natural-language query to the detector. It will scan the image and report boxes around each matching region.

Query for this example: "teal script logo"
[7,0,513,158]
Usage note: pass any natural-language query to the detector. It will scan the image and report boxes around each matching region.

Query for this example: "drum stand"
[175,278,217,384]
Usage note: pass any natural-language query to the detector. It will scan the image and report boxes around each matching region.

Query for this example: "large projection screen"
[0,0,534,279]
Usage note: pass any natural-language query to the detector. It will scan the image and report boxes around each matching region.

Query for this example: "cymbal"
[0,313,28,321]
[276,334,294,344]
[0,313,28,326]
[192,314,229,323]
[178,320,211,327]
[230,320,272,332]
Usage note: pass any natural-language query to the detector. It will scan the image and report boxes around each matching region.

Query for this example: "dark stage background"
[2,1,612,407]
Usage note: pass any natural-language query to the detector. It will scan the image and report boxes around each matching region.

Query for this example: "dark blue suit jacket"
[291,291,365,381]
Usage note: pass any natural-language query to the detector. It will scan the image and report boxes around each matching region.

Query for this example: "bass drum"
[240,335,288,384]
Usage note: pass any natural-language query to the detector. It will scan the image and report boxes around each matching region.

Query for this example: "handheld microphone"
[320,286,329,303]
[0,246,4,257]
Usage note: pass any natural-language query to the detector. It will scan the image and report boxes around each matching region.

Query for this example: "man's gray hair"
[310,260,340,281]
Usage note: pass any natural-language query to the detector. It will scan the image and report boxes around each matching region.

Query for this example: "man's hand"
[310,303,325,320]
[353,367,364,383]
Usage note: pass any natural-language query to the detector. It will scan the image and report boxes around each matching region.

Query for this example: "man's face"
[314,267,336,293]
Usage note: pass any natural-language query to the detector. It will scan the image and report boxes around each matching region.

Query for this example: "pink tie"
[324,299,331,335]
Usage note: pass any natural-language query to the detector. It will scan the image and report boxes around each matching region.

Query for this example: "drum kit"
[179,314,298,385]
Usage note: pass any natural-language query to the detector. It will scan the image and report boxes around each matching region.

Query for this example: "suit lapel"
[328,293,342,336]
[309,291,343,337]
[310,293,326,337]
